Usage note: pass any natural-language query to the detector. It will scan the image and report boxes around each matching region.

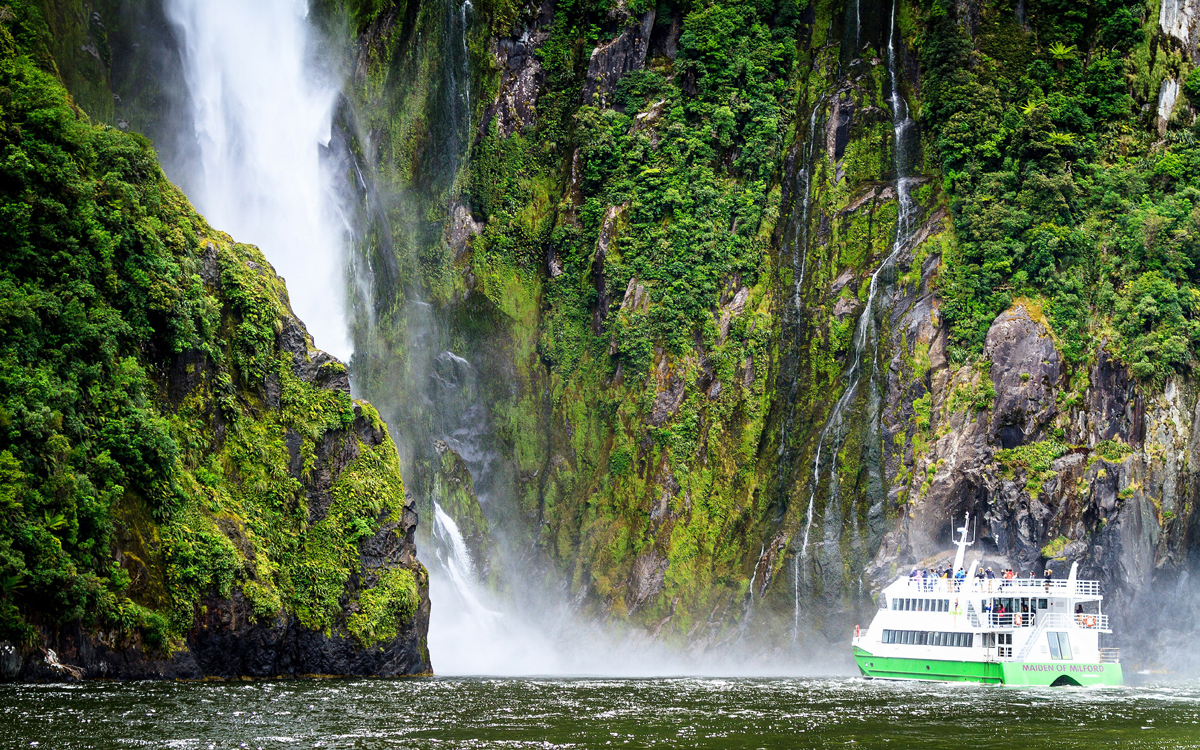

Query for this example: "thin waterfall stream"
[794,0,916,627]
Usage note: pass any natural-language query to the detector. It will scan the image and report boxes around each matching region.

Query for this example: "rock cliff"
[68,0,1200,674]
[0,0,430,680]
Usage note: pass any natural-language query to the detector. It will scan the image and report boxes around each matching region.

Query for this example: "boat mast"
[952,513,974,573]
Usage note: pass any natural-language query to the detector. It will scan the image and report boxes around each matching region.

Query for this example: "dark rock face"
[985,307,1060,448]
[581,9,656,108]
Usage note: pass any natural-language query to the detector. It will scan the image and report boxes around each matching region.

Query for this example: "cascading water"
[793,0,917,629]
[165,0,352,360]
[431,501,500,625]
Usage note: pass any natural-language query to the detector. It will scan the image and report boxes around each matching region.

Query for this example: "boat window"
[917,599,924,612]
[1039,598,1048,609]
[1056,632,1072,659]
[1048,632,1062,659]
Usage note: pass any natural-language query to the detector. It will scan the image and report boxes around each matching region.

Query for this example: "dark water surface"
[3,677,1199,749]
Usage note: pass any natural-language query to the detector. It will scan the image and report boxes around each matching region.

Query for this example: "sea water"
[4,676,1199,748]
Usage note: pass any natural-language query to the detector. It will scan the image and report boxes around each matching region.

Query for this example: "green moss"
[1040,536,1070,559]
[346,566,420,647]
[1093,439,1133,463]
[0,8,421,651]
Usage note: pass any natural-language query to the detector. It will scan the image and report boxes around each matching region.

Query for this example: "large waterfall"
[165,0,352,360]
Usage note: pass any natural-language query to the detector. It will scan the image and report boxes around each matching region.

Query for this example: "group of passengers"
[908,566,1056,592]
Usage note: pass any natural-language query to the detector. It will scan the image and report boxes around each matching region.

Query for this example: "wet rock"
[447,200,483,258]
[628,551,669,612]
[582,9,656,109]
[985,305,1060,448]
[649,374,686,426]
[489,24,548,138]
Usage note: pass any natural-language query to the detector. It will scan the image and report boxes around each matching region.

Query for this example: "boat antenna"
[952,512,973,573]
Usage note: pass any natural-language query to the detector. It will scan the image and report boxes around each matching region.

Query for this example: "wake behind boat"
[851,515,1123,686]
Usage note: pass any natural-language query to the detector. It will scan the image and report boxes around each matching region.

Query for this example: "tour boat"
[851,515,1123,686]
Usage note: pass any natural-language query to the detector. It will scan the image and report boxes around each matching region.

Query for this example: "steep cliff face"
[0,1,429,679]
[331,0,1200,669]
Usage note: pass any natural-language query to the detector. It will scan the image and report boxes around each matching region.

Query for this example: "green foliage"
[995,438,1069,500]
[346,567,420,647]
[1040,535,1070,559]
[1092,439,1132,462]
[470,0,797,377]
[0,8,418,650]
[995,439,1069,474]
[1184,69,1200,106]
[921,0,1200,379]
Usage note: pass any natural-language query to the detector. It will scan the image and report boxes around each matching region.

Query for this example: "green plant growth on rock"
[995,439,1069,499]
[1040,535,1070,559]
[919,0,1200,381]
[0,7,421,652]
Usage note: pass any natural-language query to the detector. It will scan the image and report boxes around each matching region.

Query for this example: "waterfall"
[432,502,499,625]
[165,0,352,360]
[794,0,916,625]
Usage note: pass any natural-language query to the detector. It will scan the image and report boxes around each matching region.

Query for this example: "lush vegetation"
[0,3,416,651]
[920,0,1200,381]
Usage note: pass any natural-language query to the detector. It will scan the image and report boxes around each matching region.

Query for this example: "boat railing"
[901,577,1101,597]
[984,611,1109,630]
[1099,648,1120,664]
[987,612,1037,629]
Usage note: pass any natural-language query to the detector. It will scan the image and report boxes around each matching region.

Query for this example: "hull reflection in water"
[4,678,1199,748]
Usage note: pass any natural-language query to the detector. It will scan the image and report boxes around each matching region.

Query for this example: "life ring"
[1014,613,1022,626]
[1085,615,1095,628]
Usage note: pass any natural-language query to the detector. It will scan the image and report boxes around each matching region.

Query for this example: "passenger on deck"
[1043,568,1053,592]
[985,566,996,592]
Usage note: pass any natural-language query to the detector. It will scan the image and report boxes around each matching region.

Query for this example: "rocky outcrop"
[581,8,656,109]
[1161,0,1200,52]
[985,307,1060,449]
[3,262,431,680]
[488,0,552,140]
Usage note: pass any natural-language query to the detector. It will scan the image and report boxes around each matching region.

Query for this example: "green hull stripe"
[853,647,1123,686]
